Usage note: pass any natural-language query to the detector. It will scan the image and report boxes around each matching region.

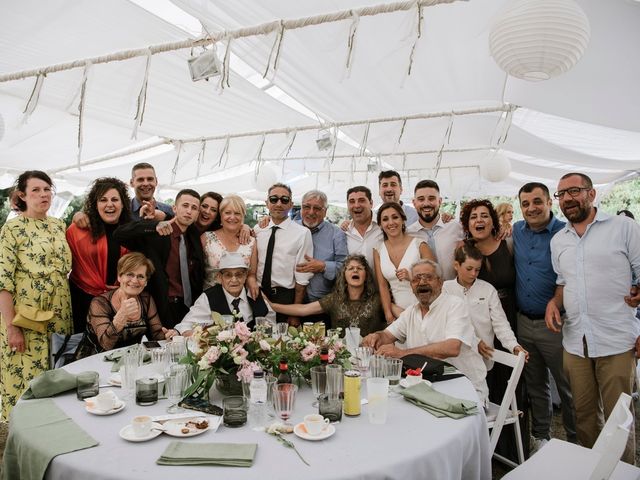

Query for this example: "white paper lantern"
[254,163,279,192]
[480,151,511,182]
[489,0,590,81]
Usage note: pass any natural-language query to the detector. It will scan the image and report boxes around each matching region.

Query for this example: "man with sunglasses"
[255,183,313,325]
[546,172,640,464]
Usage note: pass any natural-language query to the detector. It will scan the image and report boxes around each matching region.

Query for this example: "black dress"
[479,240,530,460]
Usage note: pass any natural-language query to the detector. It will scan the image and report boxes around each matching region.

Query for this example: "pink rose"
[205,345,221,364]
[301,344,318,362]
[237,361,260,382]
[234,322,252,342]
[217,330,234,342]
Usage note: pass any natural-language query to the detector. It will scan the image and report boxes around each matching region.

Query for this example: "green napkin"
[21,369,95,399]
[399,382,479,419]
[104,347,151,372]
[157,441,257,467]
[2,399,98,480]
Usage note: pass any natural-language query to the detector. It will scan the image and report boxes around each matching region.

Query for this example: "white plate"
[293,422,336,441]
[108,372,121,386]
[86,399,125,416]
[162,417,220,437]
[399,378,432,389]
[119,422,163,442]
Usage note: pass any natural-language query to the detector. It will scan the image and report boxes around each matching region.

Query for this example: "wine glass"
[272,383,298,425]
[310,366,326,407]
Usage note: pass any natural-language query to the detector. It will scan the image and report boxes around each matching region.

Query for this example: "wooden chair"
[486,349,526,468]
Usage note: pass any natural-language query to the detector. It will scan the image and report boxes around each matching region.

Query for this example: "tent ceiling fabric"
[0,0,638,203]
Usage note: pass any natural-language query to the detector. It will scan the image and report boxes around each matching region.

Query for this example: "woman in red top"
[66,177,131,333]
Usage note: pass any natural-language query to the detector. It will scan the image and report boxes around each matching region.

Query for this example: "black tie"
[231,297,241,314]
[261,226,279,295]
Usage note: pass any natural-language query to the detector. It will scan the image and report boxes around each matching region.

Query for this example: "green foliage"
[600,178,640,219]
[61,195,85,227]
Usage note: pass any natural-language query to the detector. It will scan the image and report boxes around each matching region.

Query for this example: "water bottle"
[249,370,267,430]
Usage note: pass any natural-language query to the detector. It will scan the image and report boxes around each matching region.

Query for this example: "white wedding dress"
[377,237,425,309]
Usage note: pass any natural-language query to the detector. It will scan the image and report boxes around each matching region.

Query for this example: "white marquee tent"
[0,0,639,204]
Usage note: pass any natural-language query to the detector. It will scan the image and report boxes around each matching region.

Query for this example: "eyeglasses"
[221,271,247,280]
[301,204,325,213]
[411,273,438,283]
[268,195,291,205]
[123,272,147,281]
[553,187,590,199]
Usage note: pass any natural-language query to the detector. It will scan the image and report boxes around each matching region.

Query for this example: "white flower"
[233,355,243,365]
[259,339,271,351]
[198,357,212,370]
[220,346,228,353]
[217,330,234,342]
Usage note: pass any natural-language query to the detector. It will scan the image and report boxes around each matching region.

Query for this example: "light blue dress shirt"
[297,220,348,302]
[551,210,640,357]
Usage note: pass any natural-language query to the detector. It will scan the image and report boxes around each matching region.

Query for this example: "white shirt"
[406,217,464,281]
[344,219,383,268]
[174,288,276,334]
[254,217,314,288]
[551,210,640,357]
[386,293,488,402]
[442,279,518,370]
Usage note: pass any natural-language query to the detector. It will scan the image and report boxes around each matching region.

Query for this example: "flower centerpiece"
[182,318,352,399]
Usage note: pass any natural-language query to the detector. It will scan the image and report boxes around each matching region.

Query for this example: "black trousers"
[264,287,295,323]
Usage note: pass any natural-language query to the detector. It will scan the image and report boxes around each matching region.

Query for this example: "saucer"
[108,372,121,386]
[119,422,163,442]
[86,399,125,416]
[293,422,335,441]
[399,378,432,389]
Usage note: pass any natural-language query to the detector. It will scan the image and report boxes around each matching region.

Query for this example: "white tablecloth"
[23,354,491,480]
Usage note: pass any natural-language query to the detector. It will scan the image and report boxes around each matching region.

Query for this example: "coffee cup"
[95,390,118,411]
[303,413,330,435]
[131,415,152,437]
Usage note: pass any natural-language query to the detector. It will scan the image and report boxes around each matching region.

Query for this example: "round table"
[29,353,491,480]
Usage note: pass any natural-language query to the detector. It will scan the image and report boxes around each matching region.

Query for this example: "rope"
[131,49,152,140]
[407,2,424,76]
[345,11,360,75]
[196,139,206,179]
[171,140,182,184]
[0,0,463,83]
[216,135,230,168]
[76,62,92,168]
[22,73,45,123]
[359,122,370,157]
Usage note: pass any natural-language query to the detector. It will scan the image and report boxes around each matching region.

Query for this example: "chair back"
[589,392,633,480]
[488,350,526,456]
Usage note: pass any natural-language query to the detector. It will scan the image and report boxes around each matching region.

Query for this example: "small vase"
[215,372,243,396]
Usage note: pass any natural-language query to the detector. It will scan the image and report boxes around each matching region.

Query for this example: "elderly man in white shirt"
[255,183,313,326]
[343,186,383,268]
[362,259,488,403]
[173,252,275,335]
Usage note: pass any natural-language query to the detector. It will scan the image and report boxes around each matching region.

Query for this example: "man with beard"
[378,170,418,225]
[513,182,576,453]
[362,259,488,402]
[406,180,463,280]
[295,190,348,325]
[344,186,383,268]
[255,183,313,326]
[546,172,640,464]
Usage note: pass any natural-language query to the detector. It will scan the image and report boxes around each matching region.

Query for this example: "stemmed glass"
[272,383,298,425]
[310,366,326,407]
[166,364,189,413]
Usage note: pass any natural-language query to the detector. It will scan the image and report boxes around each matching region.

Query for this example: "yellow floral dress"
[0,216,72,419]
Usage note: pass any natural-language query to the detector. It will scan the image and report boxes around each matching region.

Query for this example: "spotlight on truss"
[188,49,220,82]
[316,130,334,151]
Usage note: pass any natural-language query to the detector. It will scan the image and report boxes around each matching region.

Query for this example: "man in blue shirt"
[513,182,576,453]
[129,162,174,221]
[296,190,348,326]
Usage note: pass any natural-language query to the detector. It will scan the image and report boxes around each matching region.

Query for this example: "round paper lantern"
[480,151,511,183]
[489,0,590,81]
[254,163,279,192]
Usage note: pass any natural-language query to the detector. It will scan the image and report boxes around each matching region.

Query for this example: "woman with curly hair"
[0,171,72,418]
[66,177,131,333]
[265,255,385,336]
[195,191,223,233]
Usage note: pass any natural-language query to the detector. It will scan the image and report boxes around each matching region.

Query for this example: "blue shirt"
[513,215,565,315]
[551,210,640,357]
[131,198,174,221]
[297,220,348,302]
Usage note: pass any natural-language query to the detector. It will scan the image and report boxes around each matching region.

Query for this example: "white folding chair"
[486,349,526,468]
[503,392,640,480]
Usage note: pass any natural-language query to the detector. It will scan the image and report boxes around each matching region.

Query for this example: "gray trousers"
[517,312,576,441]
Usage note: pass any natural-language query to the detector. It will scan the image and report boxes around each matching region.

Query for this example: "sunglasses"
[268,195,291,204]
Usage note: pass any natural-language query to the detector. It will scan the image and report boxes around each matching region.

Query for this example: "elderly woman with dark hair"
[265,255,385,336]
[80,252,168,355]
[0,171,72,419]
[66,177,132,333]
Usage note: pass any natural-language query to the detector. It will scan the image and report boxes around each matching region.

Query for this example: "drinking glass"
[385,358,403,398]
[310,365,327,407]
[76,371,99,400]
[345,327,360,354]
[223,396,248,427]
[166,364,189,413]
[122,350,139,400]
[355,346,373,377]
[273,323,289,339]
[265,374,277,418]
[135,377,158,406]
[325,364,343,400]
[272,383,298,425]
[255,316,275,337]
[167,341,187,365]
[150,347,168,376]
[369,354,387,378]
[318,393,342,423]
[367,377,389,424]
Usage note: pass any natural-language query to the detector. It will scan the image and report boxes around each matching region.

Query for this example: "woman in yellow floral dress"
[0,171,72,419]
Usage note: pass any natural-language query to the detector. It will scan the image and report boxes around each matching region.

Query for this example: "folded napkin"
[157,441,257,467]
[2,399,98,480]
[399,382,478,419]
[21,369,95,399]
[104,347,151,372]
